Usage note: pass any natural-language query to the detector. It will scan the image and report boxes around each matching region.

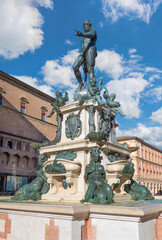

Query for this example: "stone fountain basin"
[106,160,128,174]
[57,159,81,174]
[43,159,82,174]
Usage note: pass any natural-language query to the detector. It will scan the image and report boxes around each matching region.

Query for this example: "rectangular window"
[25,143,30,152]
[0,94,2,105]
[141,149,143,158]
[17,141,21,150]
[0,137,3,147]
[143,169,145,177]
[7,140,12,149]
[20,102,25,113]
[41,111,45,120]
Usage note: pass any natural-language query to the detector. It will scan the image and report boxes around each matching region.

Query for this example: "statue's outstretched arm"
[64,91,69,101]
[103,88,110,100]
[74,29,95,38]
[98,77,103,91]
[47,108,55,118]
[82,28,96,38]
[74,29,83,37]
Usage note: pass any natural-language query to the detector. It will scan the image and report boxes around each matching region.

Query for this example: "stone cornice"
[0,70,55,102]
[0,202,161,222]
[117,136,162,154]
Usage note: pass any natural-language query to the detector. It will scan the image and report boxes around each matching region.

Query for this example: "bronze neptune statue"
[73,20,97,92]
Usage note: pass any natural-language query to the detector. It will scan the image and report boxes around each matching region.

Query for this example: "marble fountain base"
[0,199,162,240]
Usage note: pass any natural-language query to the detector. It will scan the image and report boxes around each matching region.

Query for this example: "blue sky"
[0,0,162,149]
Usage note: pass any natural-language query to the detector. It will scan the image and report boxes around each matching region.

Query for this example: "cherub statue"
[81,147,113,204]
[103,88,125,117]
[74,77,103,106]
[47,91,69,117]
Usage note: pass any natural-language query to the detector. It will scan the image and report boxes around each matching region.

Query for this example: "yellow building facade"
[117,136,162,195]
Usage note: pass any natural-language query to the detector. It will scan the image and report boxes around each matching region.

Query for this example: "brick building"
[0,71,57,193]
[117,136,162,195]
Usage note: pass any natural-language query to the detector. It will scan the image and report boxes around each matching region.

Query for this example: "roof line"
[0,70,55,102]
[117,136,162,153]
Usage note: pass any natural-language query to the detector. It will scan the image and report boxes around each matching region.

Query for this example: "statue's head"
[38,154,47,167]
[83,19,91,32]
[90,147,101,163]
[56,91,62,98]
[110,93,116,100]
[89,77,96,86]
[103,91,108,99]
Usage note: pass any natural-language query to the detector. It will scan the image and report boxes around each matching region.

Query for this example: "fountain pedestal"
[40,100,131,202]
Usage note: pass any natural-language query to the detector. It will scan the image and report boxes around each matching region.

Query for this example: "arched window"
[1,152,10,167]
[18,156,29,169]
[28,157,37,169]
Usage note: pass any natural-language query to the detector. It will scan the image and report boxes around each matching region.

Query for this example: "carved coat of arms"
[98,109,112,141]
[65,113,82,140]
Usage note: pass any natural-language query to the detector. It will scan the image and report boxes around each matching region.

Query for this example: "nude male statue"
[73,20,97,92]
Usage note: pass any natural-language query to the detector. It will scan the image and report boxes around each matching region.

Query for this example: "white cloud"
[128,48,137,55]
[30,0,53,8]
[61,49,79,65]
[105,76,149,118]
[145,66,162,73]
[41,49,79,90]
[96,49,124,79]
[117,123,162,149]
[148,74,160,82]
[95,48,162,119]
[65,39,73,45]
[13,75,54,97]
[150,107,162,124]
[129,54,142,60]
[0,0,53,59]
[145,86,162,102]
[99,21,104,28]
[102,0,162,23]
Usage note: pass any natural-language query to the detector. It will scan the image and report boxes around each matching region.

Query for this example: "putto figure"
[74,77,103,106]
[103,88,125,117]
[73,20,97,92]
[47,91,69,117]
